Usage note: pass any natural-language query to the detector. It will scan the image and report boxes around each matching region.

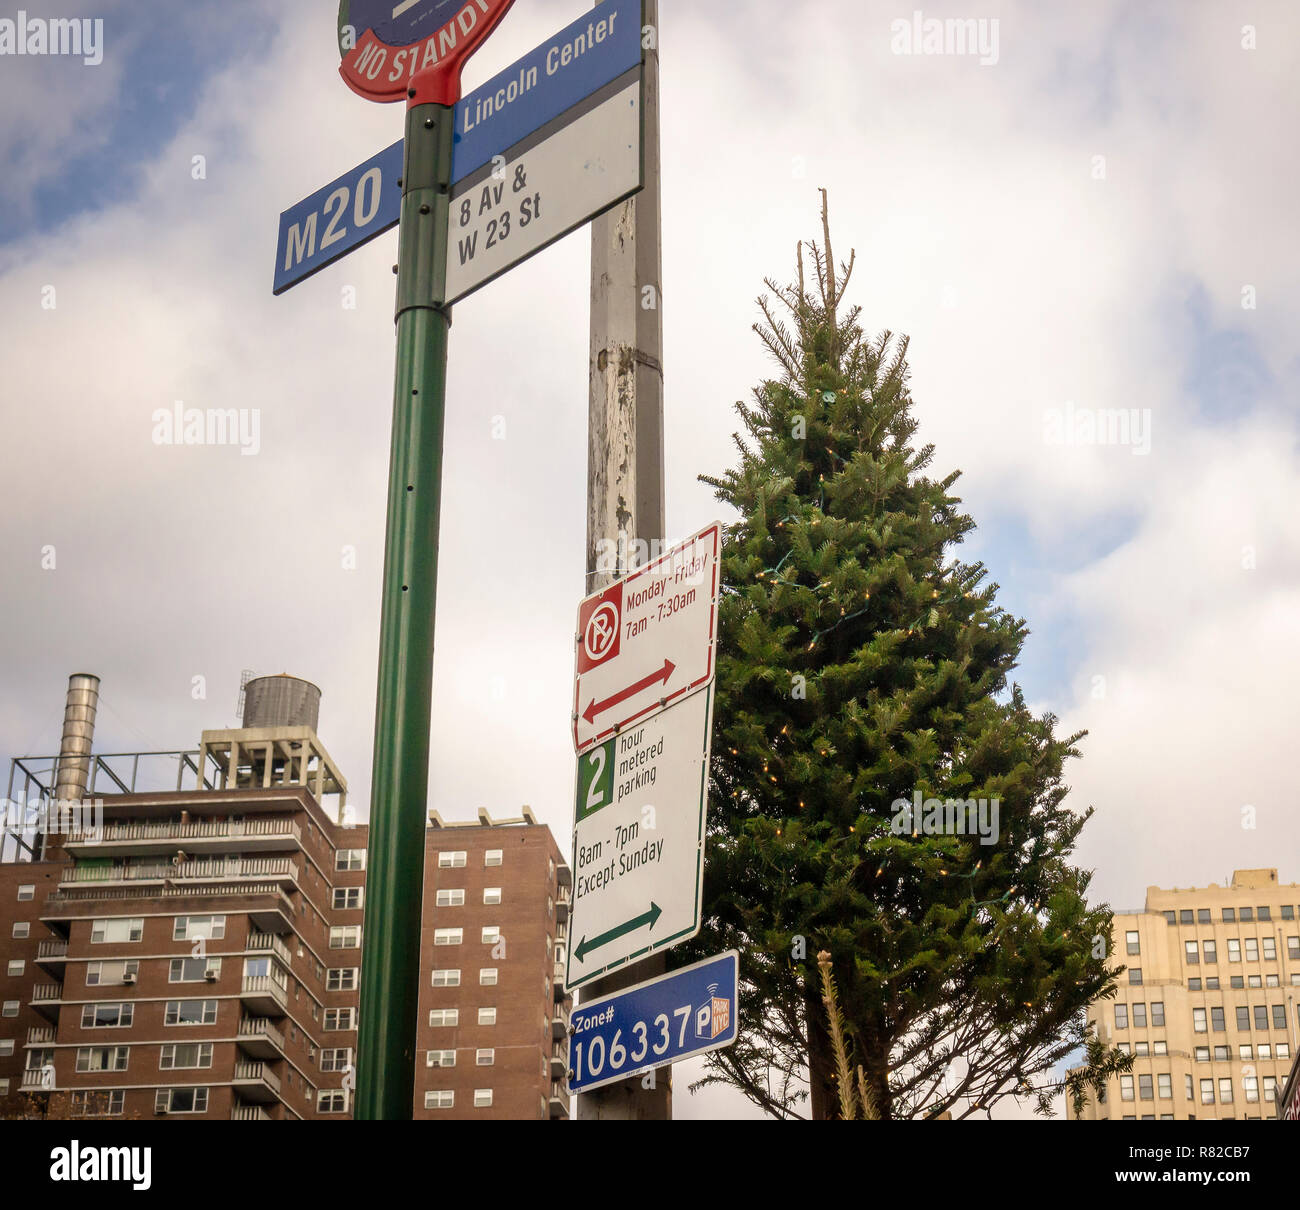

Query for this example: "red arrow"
[583,660,675,725]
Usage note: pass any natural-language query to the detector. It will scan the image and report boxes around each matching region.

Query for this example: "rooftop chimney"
[53,673,99,806]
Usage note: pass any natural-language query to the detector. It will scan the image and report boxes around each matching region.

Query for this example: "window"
[1227,939,1241,962]
[481,927,501,944]
[1200,1079,1214,1104]
[312,1047,347,1073]
[1,1001,17,1018]
[1284,906,1295,920]
[336,849,365,871]
[1236,1006,1250,1031]
[6,960,23,976]
[86,960,139,986]
[1193,1008,1206,1033]
[426,1049,456,1067]
[483,888,502,905]
[1273,1004,1286,1029]
[1128,968,1142,985]
[1153,1041,1168,1056]
[327,967,359,991]
[91,918,143,944]
[1188,978,1202,991]
[1132,1003,1147,1028]
[431,969,460,988]
[1223,907,1236,921]
[1124,930,1140,955]
[433,928,462,946]
[1211,1007,1225,1032]
[1197,908,1211,924]
[1260,1043,1273,1059]
[1231,976,1244,989]
[1138,1074,1153,1100]
[81,1003,133,1028]
[1179,910,1193,925]
[329,926,360,949]
[1243,1075,1258,1103]
[1120,1075,1134,1101]
[479,968,498,986]
[319,1090,347,1113]
[173,915,225,941]
[12,922,29,939]
[425,1090,454,1109]
[1262,937,1276,960]
[1245,938,1259,961]
[1163,911,1176,925]
[437,851,466,868]
[71,1090,124,1117]
[1218,1077,1233,1104]
[159,1043,213,1070]
[1194,1046,1209,1061]
[428,1009,459,1027]
[332,888,363,910]
[1239,1044,1253,1059]
[164,999,217,1026]
[156,1088,208,1114]
[1203,939,1217,963]
[1248,975,1262,988]
[17,884,34,901]
[1206,977,1220,990]
[476,1048,495,1066]
[1241,907,1254,922]
[324,1008,355,1031]
[474,1088,493,1107]
[169,957,220,982]
[1258,906,1271,921]
[1265,1076,1279,1103]
[1151,1001,1165,1026]
[1134,1042,1149,1056]
[484,850,502,867]
[1254,1005,1268,1030]
[1117,1042,1130,1055]
[1213,1045,1229,1061]
[0,1041,11,1057]
[435,889,464,907]
[478,1008,496,1025]
[1185,1075,1194,1099]
[74,1046,128,1072]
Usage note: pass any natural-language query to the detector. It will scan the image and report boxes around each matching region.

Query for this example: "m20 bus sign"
[339,0,516,104]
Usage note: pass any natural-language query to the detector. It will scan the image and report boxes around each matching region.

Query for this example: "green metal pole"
[355,99,454,1121]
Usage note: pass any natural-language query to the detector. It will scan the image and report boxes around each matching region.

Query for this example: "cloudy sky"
[1,0,1296,1118]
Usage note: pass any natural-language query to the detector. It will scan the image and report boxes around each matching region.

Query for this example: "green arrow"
[573,903,663,963]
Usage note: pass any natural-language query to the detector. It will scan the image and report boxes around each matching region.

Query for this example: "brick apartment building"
[0,674,572,1121]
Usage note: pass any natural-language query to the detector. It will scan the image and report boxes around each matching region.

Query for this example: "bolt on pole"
[355,98,455,1121]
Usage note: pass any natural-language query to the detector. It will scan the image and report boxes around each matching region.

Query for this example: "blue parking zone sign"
[567,951,738,1094]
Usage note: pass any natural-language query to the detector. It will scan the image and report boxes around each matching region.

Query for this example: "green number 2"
[576,740,615,821]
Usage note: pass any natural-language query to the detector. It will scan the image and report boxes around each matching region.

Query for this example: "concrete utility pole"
[578,0,669,1120]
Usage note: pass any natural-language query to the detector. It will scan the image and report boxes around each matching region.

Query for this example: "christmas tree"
[687,193,1128,1119]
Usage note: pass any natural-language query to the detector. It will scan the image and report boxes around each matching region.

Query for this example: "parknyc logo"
[339,0,514,103]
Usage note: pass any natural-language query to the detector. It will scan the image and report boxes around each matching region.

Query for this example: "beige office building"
[1069,869,1300,1120]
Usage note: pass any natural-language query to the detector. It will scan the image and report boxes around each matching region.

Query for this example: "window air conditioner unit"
[122,973,136,985]
[204,970,218,982]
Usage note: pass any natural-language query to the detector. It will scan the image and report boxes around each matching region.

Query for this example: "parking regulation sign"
[572,521,721,755]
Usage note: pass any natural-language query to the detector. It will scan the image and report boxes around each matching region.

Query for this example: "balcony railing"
[241,975,288,1007]
[44,882,292,906]
[234,1060,282,1095]
[72,817,302,845]
[37,939,68,960]
[247,932,293,965]
[26,1026,56,1046]
[64,857,297,884]
[231,1102,272,1121]
[21,1069,55,1091]
[238,1016,286,1050]
[32,983,62,1002]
